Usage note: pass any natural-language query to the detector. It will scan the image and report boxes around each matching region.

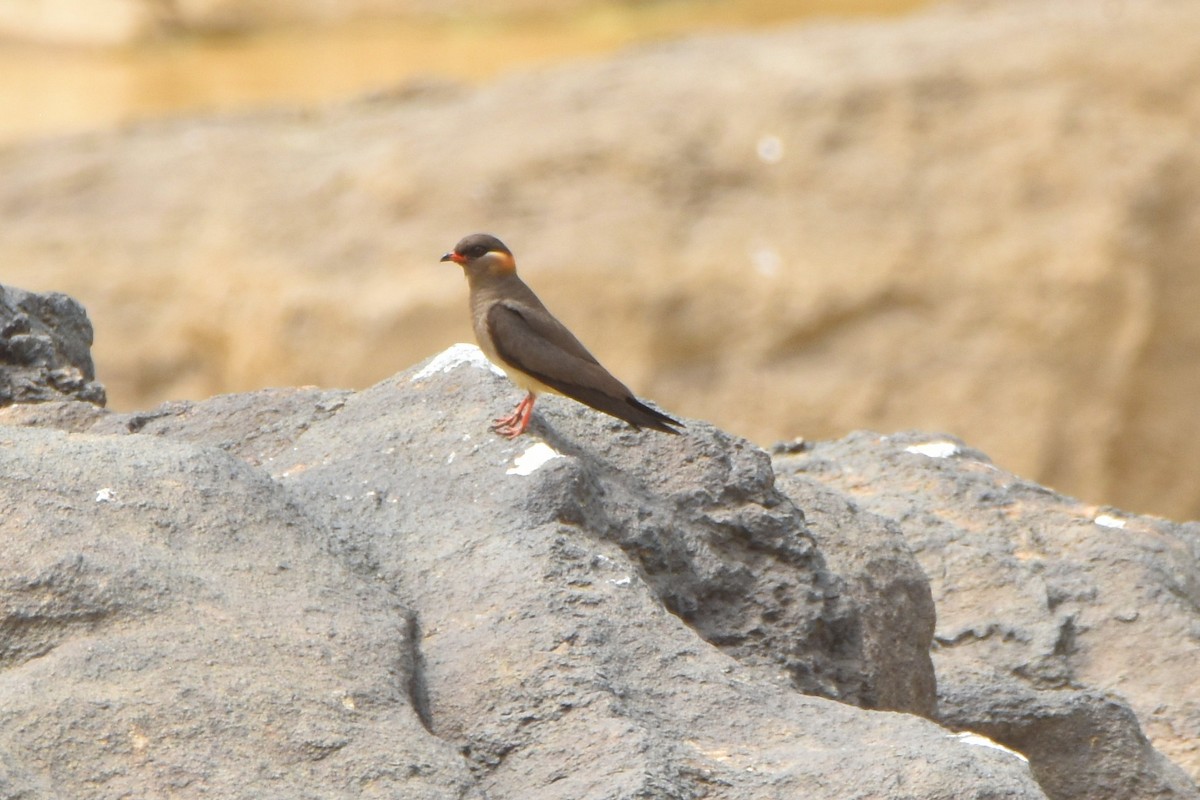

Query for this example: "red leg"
[491,392,536,438]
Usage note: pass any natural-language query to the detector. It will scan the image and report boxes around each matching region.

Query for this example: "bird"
[440,233,684,438]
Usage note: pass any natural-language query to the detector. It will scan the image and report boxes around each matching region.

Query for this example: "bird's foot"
[491,422,526,439]
[490,392,536,438]
[491,412,521,428]
[491,413,532,438]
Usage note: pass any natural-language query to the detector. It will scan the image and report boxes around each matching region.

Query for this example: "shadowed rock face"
[0,285,106,407]
[2,338,1197,799]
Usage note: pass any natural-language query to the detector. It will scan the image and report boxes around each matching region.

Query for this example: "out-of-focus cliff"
[2,0,1198,519]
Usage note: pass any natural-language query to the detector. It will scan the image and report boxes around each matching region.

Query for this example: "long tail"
[620,396,685,434]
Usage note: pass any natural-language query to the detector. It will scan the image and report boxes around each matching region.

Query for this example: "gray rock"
[0,345,1046,799]
[0,284,106,407]
[773,460,938,717]
[0,425,478,799]
[940,663,1199,800]
[262,346,1042,799]
[88,387,353,465]
[0,388,351,463]
[0,397,110,431]
[777,430,1200,798]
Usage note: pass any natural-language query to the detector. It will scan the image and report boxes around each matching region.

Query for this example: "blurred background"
[2,0,1198,521]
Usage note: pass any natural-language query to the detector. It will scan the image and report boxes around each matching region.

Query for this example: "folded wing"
[487,302,683,433]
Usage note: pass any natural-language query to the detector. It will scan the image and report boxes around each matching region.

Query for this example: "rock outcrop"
[775,432,1200,797]
[0,285,106,408]
[3,329,1197,799]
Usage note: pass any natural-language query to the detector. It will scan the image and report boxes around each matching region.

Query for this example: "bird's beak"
[441,252,464,264]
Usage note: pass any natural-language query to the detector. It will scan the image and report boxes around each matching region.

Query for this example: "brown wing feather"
[487,303,683,433]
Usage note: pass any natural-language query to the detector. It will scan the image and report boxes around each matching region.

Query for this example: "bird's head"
[441,233,516,278]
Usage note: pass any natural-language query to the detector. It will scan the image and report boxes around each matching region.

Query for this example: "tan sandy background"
[2,0,1198,521]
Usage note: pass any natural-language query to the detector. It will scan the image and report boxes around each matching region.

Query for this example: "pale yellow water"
[0,0,932,146]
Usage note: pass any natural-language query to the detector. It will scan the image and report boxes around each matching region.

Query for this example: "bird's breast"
[471,298,558,397]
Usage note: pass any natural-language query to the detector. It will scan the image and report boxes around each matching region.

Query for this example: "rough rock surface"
[0,426,479,799]
[771,465,937,717]
[938,663,1198,800]
[0,345,1053,800]
[775,431,1200,796]
[4,0,1200,521]
[0,284,106,407]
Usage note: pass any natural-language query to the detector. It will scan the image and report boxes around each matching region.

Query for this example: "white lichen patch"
[94,487,116,503]
[411,343,506,381]
[905,440,961,458]
[506,442,563,476]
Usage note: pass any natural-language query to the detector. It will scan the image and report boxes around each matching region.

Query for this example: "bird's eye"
[467,245,489,258]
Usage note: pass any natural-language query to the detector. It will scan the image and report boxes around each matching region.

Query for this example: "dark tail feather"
[549,379,685,434]
[623,397,685,434]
